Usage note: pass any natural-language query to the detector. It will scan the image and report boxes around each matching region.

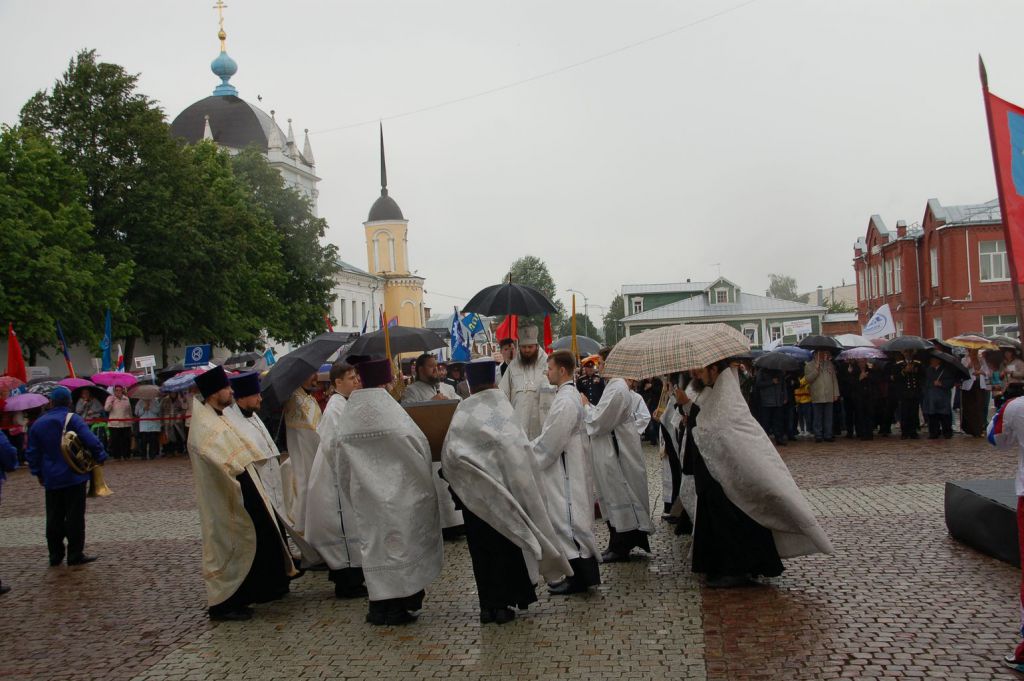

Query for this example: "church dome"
[170,96,297,156]
[368,190,404,222]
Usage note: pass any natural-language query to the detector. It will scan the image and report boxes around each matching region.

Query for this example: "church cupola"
[210,1,238,96]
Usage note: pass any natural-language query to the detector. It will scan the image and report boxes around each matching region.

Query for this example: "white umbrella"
[833,333,874,348]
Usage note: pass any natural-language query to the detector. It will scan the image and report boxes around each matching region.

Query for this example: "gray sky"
[3,0,1023,319]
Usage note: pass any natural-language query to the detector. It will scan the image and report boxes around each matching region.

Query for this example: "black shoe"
[479,608,495,624]
[548,580,588,596]
[943,433,954,439]
[909,434,919,439]
[824,438,835,443]
[49,557,64,567]
[814,438,822,443]
[67,555,99,566]
[601,550,629,564]
[706,574,755,589]
[209,607,253,621]
[494,608,516,625]
[0,585,10,596]
[335,584,368,599]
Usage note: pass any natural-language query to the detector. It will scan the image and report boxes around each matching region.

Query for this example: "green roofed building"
[619,277,827,349]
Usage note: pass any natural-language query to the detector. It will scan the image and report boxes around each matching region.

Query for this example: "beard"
[519,351,538,367]
[689,377,706,392]
[239,406,256,418]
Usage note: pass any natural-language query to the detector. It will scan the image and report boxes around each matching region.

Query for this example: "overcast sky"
[3,0,1023,318]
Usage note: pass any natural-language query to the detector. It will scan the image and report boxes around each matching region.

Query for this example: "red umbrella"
[92,371,138,388]
[0,376,25,392]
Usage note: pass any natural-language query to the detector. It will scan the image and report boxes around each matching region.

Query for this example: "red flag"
[6,323,27,382]
[324,314,335,332]
[543,314,553,353]
[495,314,518,341]
[982,69,1024,284]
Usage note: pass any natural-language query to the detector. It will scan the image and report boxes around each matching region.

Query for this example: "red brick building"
[853,198,1018,338]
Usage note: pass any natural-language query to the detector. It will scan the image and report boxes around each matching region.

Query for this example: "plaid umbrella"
[945,334,999,350]
[602,323,750,379]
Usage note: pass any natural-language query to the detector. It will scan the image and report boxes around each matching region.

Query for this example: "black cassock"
[684,404,783,579]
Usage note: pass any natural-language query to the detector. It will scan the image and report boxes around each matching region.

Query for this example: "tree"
[504,255,567,327]
[603,294,625,345]
[766,274,809,303]
[557,313,603,342]
[825,298,856,313]
[0,125,130,363]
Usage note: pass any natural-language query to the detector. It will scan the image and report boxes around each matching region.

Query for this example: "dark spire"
[367,122,404,222]
[379,122,388,197]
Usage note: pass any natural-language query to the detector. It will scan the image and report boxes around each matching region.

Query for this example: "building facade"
[619,277,826,348]
[853,198,1017,338]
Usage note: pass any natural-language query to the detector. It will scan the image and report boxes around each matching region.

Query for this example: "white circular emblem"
[191,347,204,362]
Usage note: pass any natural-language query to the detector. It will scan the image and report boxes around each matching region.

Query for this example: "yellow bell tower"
[364,124,425,328]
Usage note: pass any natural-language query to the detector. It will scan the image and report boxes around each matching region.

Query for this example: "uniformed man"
[576,356,605,405]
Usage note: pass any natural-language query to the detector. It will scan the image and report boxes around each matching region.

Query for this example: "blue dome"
[210,51,238,96]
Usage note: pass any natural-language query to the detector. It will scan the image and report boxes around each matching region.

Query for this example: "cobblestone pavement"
[1,435,1021,680]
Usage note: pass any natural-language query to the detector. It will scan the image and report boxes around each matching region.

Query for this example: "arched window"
[372,239,380,272]
[389,237,397,271]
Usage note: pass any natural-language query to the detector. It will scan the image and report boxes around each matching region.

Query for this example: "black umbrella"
[881,335,933,352]
[797,335,842,352]
[261,332,352,410]
[223,351,264,368]
[462,282,557,317]
[550,335,602,356]
[929,350,971,380]
[753,351,803,372]
[345,326,446,357]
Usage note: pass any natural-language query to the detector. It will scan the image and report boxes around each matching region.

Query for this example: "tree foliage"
[766,274,810,303]
[505,255,567,326]
[0,125,130,362]
[603,294,625,345]
[557,313,603,342]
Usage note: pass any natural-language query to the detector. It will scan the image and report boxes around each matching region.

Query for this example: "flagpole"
[980,55,1024,332]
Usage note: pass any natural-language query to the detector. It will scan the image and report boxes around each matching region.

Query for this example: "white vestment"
[441,389,572,583]
[304,394,361,570]
[661,395,697,520]
[401,381,464,529]
[584,378,653,534]
[499,351,554,439]
[334,388,444,600]
[531,382,599,563]
[283,388,322,534]
[629,391,651,435]
[692,368,833,558]
[187,398,296,606]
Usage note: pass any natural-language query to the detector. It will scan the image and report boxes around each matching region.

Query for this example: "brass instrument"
[60,414,113,497]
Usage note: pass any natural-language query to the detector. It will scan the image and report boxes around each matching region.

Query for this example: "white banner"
[862,304,896,339]
[783,318,813,337]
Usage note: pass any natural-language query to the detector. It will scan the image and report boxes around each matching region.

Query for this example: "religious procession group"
[7,323,833,626]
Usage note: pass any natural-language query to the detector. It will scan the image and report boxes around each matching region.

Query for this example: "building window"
[352,301,358,328]
[339,299,347,326]
[885,260,894,295]
[372,240,380,271]
[980,240,1009,282]
[361,302,367,327]
[769,323,783,342]
[932,318,942,340]
[389,238,397,272]
[714,289,728,304]
[983,314,1017,337]
[896,320,904,336]
[632,298,643,314]
[857,269,865,300]
[872,265,879,299]
[930,247,939,287]
[893,256,902,293]
[741,324,758,345]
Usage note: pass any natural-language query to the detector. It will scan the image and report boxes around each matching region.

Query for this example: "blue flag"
[100,309,112,371]
[263,348,276,366]
[461,313,484,337]
[450,307,471,361]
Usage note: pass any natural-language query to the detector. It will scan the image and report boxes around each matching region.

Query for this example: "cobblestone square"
[2,436,1021,680]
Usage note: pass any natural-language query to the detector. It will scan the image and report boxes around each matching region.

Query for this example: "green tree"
[825,297,856,313]
[0,125,130,363]
[231,149,338,344]
[603,294,625,345]
[766,274,810,303]
[504,255,567,327]
[557,313,603,342]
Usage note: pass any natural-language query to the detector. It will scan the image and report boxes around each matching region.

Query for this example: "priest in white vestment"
[334,359,444,626]
[283,376,322,535]
[583,351,653,563]
[531,350,602,595]
[499,325,553,439]
[681,360,833,588]
[187,366,297,621]
[224,371,319,566]
[401,353,464,537]
[304,360,367,598]
[441,359,572,623]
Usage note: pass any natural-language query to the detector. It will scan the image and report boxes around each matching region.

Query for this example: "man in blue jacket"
[0,429,17,594]
[26,386,108,567]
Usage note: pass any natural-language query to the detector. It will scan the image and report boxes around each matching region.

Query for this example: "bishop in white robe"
[334,359,444,626]
[441,360,572,623]
[187,366,297,621]
[531,350,601,595]
[584,372,653,563]
[283,377,322,535]
[498,325,553,439]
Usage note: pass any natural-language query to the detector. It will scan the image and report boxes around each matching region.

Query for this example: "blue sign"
[183,344,212,368]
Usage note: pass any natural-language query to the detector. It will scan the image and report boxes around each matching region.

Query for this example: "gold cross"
[213,0,228,31]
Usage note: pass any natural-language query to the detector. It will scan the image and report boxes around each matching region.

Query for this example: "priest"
[499,325,552,438]
[283,373,322,534]
[679,360,833,587]
[305,360,367,598]
[441,359,572,623]
[333,359,444,626]
[583,350,653,563]
[401,353,464,538]
[188,366,297,621]
[531,350,601,595]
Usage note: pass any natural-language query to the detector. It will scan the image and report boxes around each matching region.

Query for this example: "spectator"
[160,392,186,455]
[74,388,104,423]
[892,351,924,440]
[104,385,133,459]
[922,356,957,439]
[135,397,161,460]
[804,350,840,443]
[794,376,813,437]
[960,348,992,437]
[755,368,788,446]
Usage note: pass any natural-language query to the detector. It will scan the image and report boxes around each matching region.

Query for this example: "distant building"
[853,197,1017,338]
[619,277,826,348]
[331,260,382,334]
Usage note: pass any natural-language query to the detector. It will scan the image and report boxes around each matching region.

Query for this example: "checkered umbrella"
[602,323,751,379]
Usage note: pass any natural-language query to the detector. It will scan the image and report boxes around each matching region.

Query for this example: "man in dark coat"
[892,351,923,439]
[923,356,957,439]
[755,368,788,446]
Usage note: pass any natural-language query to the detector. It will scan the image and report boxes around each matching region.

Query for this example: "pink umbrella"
[91,371,139,388]
[0,376,25,392]
[59,377,96,390]
[3,392,50,411]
